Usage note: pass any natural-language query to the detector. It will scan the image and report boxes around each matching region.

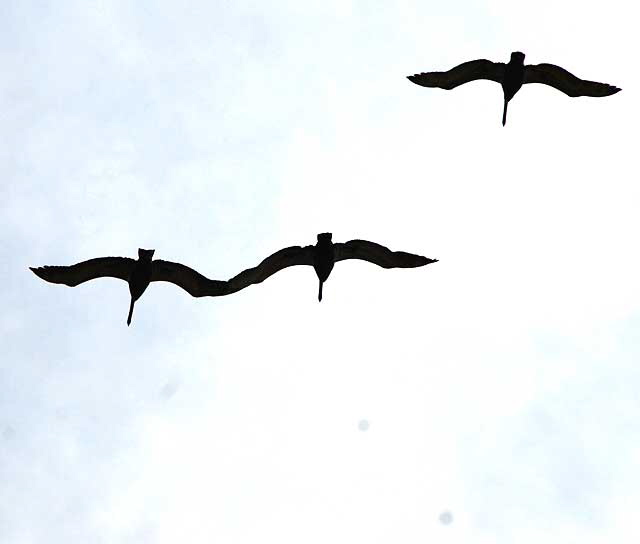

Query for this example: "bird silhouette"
[407,51,621,125]
[226,233,437,301]
[30,248,229,325]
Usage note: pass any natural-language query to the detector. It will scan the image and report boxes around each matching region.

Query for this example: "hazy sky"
[1,1,638,542]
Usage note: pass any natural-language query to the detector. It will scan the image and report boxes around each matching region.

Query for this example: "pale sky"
[1,1,638,543]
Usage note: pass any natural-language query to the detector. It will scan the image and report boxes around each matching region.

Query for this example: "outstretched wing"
[226,245,315,294]
[30,257,135,286]
[333,240,437,268]
[151,260,229,298]
[523,63,621,97]
[407,59,505,90]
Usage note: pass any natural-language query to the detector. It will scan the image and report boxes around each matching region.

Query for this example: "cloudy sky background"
[1,0,638,542]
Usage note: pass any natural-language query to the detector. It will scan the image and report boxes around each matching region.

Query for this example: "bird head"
[510,51,525,64]
[317,233,333,244]
[138,248,155,260]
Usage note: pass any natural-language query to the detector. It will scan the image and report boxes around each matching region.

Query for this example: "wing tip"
[592,84,621,97]
[30,265,56,283]
[414,256,438,267]
[597,83,621,96]
[30,265,73,285]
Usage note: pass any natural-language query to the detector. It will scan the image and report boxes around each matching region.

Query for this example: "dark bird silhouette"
[30,248,229,325]
[226,233,437,301]
[407,51,621,125]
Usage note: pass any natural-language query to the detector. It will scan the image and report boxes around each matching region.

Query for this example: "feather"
[407,59,505,90]
[30,257,135,287]
[333,240,436,268]
[523,63,621,97]
[150,260,229,297]
[226,245,315,294]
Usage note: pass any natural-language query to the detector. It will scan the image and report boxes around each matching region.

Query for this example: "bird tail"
[502,99,508,126]
[318,280,323,302]
[127,298,135,326]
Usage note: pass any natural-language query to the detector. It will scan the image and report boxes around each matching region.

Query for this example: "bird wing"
[30,257,135,286]
[407,59,505,90]
[151,260,229,298]
[226,245,315,294]
[523,63,621,97]
[333,240,438,268]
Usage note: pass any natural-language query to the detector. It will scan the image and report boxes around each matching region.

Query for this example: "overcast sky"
[1,0,638,542]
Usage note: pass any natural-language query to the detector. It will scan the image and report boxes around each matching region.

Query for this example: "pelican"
[407,51,621,125]
[226,233,437,301]
[30,248,228,325]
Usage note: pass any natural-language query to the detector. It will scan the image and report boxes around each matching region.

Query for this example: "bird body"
[313,233,335,301]
[502,51,525,125]
[407,51,621,125]
[126,248,154,326]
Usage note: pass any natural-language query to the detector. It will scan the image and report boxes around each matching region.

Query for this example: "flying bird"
[30,248,229,325]
[407,51,621,125]
[226,233,437,301]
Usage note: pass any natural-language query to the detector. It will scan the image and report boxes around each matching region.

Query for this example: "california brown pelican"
[30,248,228,325]
[226,233,437,301]
[407,51,621,125]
